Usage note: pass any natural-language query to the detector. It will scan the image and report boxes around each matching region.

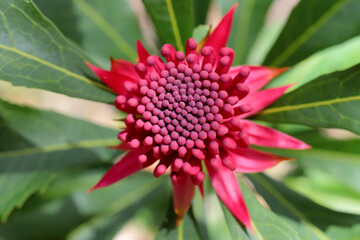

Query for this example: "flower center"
[116,39,253,184]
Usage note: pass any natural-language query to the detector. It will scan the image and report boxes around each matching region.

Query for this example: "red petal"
[205,158,253,231]
[89,147,150,191]
[242,120,311,149]
[110,142,131,151]
[136,40,150,64]
[86,62,131,95]
[172,173,195,225]
[230,148,291,173]
[229,66,289,92]
[110,58,139,82]
[204,4,238,59]
[236,84,292,118]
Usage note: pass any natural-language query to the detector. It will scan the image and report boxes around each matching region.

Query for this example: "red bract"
[87,4,310,231]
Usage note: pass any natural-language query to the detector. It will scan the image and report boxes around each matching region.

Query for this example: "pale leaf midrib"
[270,0,349,66]
[251,221,264,240]
[0,43,113,92]
[165,0,184,52]
[260,95,360,114]
[0,138,119,158]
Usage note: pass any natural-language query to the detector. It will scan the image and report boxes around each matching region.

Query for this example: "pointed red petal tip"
[238,84,293,118]
[109,58,140,83]
[228,148,292,173]
[204,3,238,56]
[205,157,253,231]
[88,148,149,192]
[242,120,311,150]
[86,61,124,94]
[136,40,150,64]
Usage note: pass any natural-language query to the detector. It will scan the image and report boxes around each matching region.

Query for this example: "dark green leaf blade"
[264,146,360,197]
[141,0,195,52]
[286,169,360,215]
[0,0,114,103]
[265,36,360,90]
[0,170,168,240]
[264,0,360,67]
[221,179,300,240]
[34,0,142,66]
[220,203,251,240]
[256,63,360,134]
[0,99,119,221]
[219,0,275,65]
[67,174,169,240]
[154,199,201,240]
[249,173,360,239]
[194,0,211,26]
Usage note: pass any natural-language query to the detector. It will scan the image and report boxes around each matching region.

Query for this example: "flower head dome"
[87,4,310,231]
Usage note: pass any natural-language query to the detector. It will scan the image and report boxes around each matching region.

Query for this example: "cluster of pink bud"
[115,39,252,185]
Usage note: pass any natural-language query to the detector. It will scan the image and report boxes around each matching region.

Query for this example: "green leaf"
[0,99,119,221]
[249,173,360,240]
[286,169,360,215]
[192,191,232,240]
[220,203,251,240]
[0,0,114,103]
[265,36,360,91]
[192,24,209,43]
[216,0,274,65]
[0,171,168,240]
[32,0,82,43]
[67,175,169,240]
[194,0,211,26]
[34,0,141,66]
[141,0,195,52]
[326,225,360,240]
[256,63,360,134]
[154,199,202,240]
[293,129,360,155]
[268,147,360,195]
[221,179,300,240]
[264,0,360,67]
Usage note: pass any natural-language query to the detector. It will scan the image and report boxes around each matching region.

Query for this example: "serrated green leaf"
[141,0,195,52]
[256,63,360,134]
[0,0,115,103]
[249,173,360,240]
[264,0,360,67]
[0,99,119,221]
[34,0,141,67]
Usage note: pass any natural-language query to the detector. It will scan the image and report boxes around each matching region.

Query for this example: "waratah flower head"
[87,4,310,231]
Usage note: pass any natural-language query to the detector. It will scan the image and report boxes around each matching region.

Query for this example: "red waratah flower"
[86,4,310,231]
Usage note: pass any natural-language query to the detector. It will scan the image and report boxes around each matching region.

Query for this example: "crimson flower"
[87,4,310,231]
